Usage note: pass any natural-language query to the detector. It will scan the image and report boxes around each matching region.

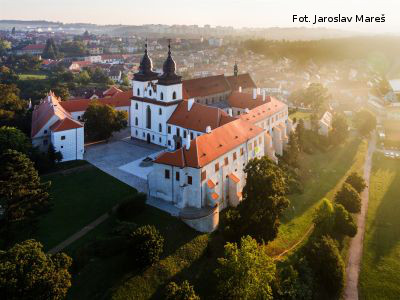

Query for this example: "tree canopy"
[42,38,59,59]
[165,281,200,300]
[224,157,289,243]
[0,84,26,127]
[215,236,276,300]
[334,183,362,213]
[0,150,50,231]
[82,101,127,141]
[0,239,72,300]
[354,109,376,137]
[0,126,31,155]
[345,172,366,194]
[329,113,349,146]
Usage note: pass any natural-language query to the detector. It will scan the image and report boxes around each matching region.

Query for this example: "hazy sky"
[1,0,399,33]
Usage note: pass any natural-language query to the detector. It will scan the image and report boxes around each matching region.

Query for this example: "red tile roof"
[154,118,263,168]
[103,86,123,97]
[50,117,83,132]
[228,91,271,110]
[182,75,231,98]
[226,73,256,91]
[22,44,45,51]
[239,97,287,124]
[167,100,236,132]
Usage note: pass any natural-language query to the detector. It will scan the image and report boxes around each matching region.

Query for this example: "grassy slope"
[18,73,47,80]
[64,138,368,299]
[265,138,368,256]
[33,165,135,251]
[359,153,400,300]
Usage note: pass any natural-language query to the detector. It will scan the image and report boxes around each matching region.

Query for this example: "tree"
[329,113,348,146]
[334,183,361,213]
[0,84,26,126]
[225,157,289,243]
[296,119,305,151]
[312,198,335,236]
[0,126,31,155]
[91,67,112,85]
[121,73,131,87]
[77,70,91,85]
[345,172,366,194]
[304,235,345,298]
[354,109,376,137]
[82,101,127,141]
[283,132,300,167]
[52,84,70,101]
[288,89,305,107]
[0,239,72,300]
[215,236,276,300]
[303,83,330,113]
[47,143,63,166]
[0,150,50,231]
[129,225,164,268]
[0,66,18,85]
[165,281,200,300]
[0,39,11,56]
[42,38,59,59]
[333,204,357,238]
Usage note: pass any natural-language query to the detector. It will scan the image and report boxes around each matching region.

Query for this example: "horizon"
[1,0,400,34]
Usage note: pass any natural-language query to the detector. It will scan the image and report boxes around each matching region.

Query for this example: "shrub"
[164,280,200,300]
[345,172,367,194]
[129,225,164,268]
[334,183,361,213]
[117,192,146,220]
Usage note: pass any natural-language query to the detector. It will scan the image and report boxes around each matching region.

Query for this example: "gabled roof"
[103,86,123,97]
[167,100,236,132]
[226,73,256,91]
[182,75,231,98]
[50,117,83,132]
[228,91,270,110]
[239,97,287,124]
[154,118,263,168]
[31,92,84,138]
[59,90,132,112]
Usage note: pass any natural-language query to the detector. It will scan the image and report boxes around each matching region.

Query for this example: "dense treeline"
[243,36,400,69]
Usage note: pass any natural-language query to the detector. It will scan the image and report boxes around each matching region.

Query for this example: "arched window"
[160,92,164,100]
[135,117,138,126]
[159,123,162,132]
[146,106,151,129]
[149,90,152,96]
[137,88,140,96]
[135,103,138,110]
[159,108,162,115]
[173,91,177,100]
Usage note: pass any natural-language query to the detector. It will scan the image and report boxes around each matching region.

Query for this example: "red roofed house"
[16,44,46,56]
[31,92,84,161]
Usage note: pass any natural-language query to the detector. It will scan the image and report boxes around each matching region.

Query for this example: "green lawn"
[289,110,312,121]
[31,164,136,251]
[265,138,368,256]
[18,73,47,80]
[359,153,400,300]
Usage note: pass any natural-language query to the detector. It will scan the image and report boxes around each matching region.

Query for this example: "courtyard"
[84,136,165,193]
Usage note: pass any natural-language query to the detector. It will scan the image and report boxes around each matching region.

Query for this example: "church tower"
[156,40,182,102]
[132,41,159,98]
[234,61,238,77]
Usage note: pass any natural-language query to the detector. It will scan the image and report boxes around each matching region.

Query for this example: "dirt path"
[47,205,118,254]
[344,135,376,300]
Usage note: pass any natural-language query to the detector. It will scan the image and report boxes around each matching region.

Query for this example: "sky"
[1,0,399,33]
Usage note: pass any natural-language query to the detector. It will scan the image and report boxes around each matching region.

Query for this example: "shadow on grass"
[282,139,363,224]
[368,160,400,263]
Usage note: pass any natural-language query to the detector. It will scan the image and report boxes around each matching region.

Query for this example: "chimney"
[228,108,233,117]
[252,88,257,100]
[244,108,250,114]
[262,89,266,101]
[188,98,195,111]
[206,126,212,133]
[185,131,191,150]
[238,86,242,93]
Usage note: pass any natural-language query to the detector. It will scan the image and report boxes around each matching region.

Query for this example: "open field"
[18,73,48,80]
[359,153,400,300]
[382,120,400,149]
[27,164,136,251]
[265,138,368,255]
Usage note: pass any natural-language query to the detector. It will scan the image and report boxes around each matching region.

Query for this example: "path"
[48,205,117,254]
[344,134,376,300]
